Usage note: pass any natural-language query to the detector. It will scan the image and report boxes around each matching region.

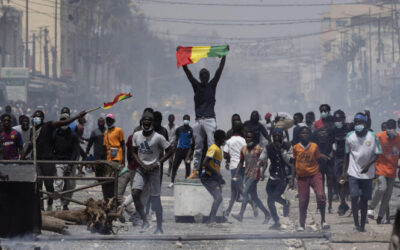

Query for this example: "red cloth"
[313,119,325,131]
[297,172,326,226]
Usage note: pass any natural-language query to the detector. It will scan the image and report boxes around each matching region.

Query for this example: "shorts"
[131,169,161,196]
[334,158,345,180]
[348,176,372,200]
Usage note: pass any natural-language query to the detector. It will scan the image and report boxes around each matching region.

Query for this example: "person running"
[0,114,24,160]
[131,111,174,234]
[166,114,176,177]
[260,128,291,230]
[342,113,382,232]
[53,113,80,211]
[305,112,315,132]
[243,111,270,145]
[314,104,331,131]
[292,112,305,146]
[368,119,400,224]
[232,131,271,224]
[223,122,246,217]
[311,115,335,213]
[169,114,193,188]
[290,126,330,231]
[103,113,126,205]
[182,54,226,178]
[200,129,226,225]
[332,109,353,216]
[26,109,86,211]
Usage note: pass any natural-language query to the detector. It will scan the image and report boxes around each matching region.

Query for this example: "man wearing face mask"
[169,114,194,188]
[182,54,226,178]
[26,109,86,211]
[368,119,400,224]
[53,113,80,211]
[342,113,382,232]
[131,111,174,234]
[259,128,292,230]
[332,109,353,216]
[243,111,270,146]
[314,104,331,131]
[103,114,126,205]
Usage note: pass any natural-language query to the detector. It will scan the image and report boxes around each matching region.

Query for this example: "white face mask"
[183,120,190,125]
[321,111,329,119]
[355,124,365,132]
[143,126,153,132]
[33,117,42,126]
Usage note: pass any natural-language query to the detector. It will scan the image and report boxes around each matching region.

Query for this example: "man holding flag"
[180,45,228,178]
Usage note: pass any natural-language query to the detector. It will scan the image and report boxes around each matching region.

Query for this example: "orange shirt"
[293,142,321,177]
[104,127,125,164]
[375,131,400,178]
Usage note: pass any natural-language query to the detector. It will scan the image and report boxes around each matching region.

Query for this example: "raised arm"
[212,56,226,86]
[182,65,197,91]
[51,110,86,128]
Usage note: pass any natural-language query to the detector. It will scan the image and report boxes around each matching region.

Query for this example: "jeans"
[266,178,287,223]
[241,177,269,217]
[201,177,223,223]
[193,118,217,171]
[370,175,395,218]
[54,164,76,207]
[225,168,244,214]
[37,163,56,208]
[171,148,191,183]
[297,172,326,226]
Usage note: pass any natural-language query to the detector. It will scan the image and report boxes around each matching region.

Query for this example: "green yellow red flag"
[101,93,132,110]
[176,45,229,68]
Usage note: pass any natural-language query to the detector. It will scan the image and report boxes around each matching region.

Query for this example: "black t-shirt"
[34,121,56,160]
[192,80,217,118]
[243,121,268,144]
[266,142,291,179]
[53,128,79,160]
[334,123,353,157]
[311,126,335,156]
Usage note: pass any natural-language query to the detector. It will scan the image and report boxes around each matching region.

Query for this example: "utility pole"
[39,27,42,73]
[369,8,372,96]
[54,0,58,78]
[13,30,17,66]
[1,8,7,67]
[51,46,56,78]
[25,0,29,68]
[392,0,395,62]
[44,28,49,78]
[32,33,36,76]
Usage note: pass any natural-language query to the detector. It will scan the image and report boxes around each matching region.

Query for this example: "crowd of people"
[1,54,399,235]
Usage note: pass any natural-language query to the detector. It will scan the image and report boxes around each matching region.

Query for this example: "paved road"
[1,163,396,249]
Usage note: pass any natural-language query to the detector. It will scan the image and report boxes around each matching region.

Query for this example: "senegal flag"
[176,45,229,68]
[101,93,132,110]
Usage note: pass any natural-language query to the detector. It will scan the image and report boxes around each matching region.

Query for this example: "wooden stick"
[86,107,101,114]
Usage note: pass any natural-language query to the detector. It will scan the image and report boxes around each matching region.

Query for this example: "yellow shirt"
[104,127,124,163]
[204,144,222,176]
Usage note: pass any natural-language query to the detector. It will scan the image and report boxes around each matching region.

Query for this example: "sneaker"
[223,210,230,218]
[168,183,174,188]
[263,214,271,224]
[376,216,383,225]
[297,226,305,232]
[187,169,198,179]
[358,227,366,232]
[322,222,330,230]
[141,220,150,229]
[153,228,164,234]
[367,209,374,219]
[283,200,290,217]
[151,212,157,222]
[328,208,334,214]
[337,204,349,216]
[269,223,281,230]
[353,226,361,232]
[232,213,243,222]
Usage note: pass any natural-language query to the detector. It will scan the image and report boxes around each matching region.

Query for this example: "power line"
[141,0,368,7]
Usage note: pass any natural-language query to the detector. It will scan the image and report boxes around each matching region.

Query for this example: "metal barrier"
[0,160,120,212]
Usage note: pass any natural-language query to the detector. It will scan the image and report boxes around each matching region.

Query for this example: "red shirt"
[0,129,23,160]
[313,119,325,131]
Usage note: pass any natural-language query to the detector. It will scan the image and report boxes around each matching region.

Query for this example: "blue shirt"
[175,125,193,149]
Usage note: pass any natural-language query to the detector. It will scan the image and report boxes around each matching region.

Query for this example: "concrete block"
[174,179,223,217]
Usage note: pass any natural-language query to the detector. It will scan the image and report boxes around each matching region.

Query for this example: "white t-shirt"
[132,131,170,165]
[223,135,246,170]
[345,131,382,179]
[13,125,30,151]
